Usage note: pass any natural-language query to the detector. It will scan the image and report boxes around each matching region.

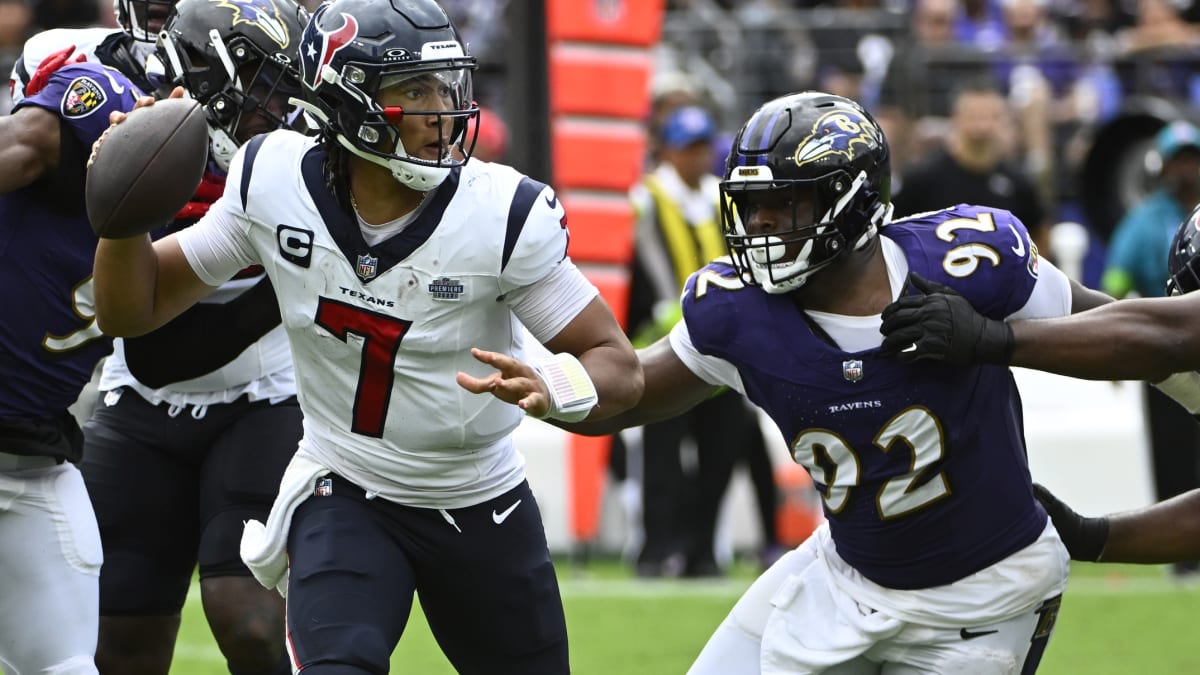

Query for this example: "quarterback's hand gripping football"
[25,45,85,97]
[1033,483,1109,562]
[456,348,552,418]
[90,86,184,168]
[879,271,1015,366]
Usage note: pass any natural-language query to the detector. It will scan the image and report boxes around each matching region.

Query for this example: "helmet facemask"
[338,68,477,191]
[115,0,177,42]
[720,92,893,294]
[721,166,886,294]
[1167,204,1200,296]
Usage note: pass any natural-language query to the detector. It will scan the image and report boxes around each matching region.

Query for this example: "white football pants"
[0,460,101,675]
[690,533,1060,675]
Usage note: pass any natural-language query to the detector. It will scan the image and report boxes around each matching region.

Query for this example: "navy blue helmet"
[720,91,892,293]
[1167,204,1200,296]
[157,0,307,170]
[296,0,479,191]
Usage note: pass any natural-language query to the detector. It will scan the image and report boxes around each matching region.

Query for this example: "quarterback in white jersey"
[91,0,642,672]
[182,128,599,507]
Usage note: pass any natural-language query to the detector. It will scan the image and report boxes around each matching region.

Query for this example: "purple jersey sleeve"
[12,62,141,150]
[886,205,1040,319]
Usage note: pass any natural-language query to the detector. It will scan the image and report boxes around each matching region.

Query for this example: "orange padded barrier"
[548,0,664,545]
[567,433,611,542]
[562,193,635,265]
[548,44,654,119]
[775,463,823,547]
[552,120,645,193]
[581,267,631,331]
[546,0,665,47]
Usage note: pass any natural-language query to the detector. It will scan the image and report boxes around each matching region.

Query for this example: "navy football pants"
[286,475,569,674]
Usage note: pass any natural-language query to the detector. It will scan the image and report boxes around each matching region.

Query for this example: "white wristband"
[1153,371,1200,415]
[530,353,599,423]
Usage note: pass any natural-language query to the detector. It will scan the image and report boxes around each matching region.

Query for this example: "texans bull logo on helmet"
[301,6,359,89]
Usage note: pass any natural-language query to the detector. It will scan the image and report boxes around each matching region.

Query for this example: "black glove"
[879,272,1015,366]
[1034,483,1110,562]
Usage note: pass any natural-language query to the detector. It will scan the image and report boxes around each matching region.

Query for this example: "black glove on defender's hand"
[1034,483,1110,562]
[879,272,1015,366]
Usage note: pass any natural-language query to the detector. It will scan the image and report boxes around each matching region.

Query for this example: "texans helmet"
[115,0,178,43]
[296,0,479,191]
[157,0,307,170]
[1167,204,1200,296]
[720,91,892,294]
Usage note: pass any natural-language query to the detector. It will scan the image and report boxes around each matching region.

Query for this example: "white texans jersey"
[177,131,592,508]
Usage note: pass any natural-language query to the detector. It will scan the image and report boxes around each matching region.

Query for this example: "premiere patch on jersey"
[355,253,378,281]
[61,77,106,118]
[428,276,464,301]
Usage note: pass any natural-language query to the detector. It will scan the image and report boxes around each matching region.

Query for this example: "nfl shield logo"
[315,477,333,497]
[842,359,864,382]
[356,253,378,281]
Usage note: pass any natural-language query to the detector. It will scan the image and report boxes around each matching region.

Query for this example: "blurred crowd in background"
[11,0,1199,273]
[9,0,1200,575]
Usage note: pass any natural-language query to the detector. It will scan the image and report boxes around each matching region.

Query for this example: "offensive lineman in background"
[77,1,309,674]
[90,0,642,672]
[10,0,175,103]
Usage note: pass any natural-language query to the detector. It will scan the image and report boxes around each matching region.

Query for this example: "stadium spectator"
[891,78,1050,253]
[559,90,1085,673]
[880,0,991,118]
[89,1,642,673]
[627,105,779,577]
[1099,119,1200,579]
[0,57,140,675]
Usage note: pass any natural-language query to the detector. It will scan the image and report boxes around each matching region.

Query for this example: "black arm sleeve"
[123,277,283,389]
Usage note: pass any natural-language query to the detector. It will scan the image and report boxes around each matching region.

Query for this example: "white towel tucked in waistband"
[239,453,330,597]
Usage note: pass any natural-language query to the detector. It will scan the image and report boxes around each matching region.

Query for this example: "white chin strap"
[335,135,451,192]
[209,128,238,172]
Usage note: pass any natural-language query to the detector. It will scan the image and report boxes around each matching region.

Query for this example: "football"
[85,97,209,238]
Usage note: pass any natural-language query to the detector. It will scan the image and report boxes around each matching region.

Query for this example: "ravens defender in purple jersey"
[0,59,140,675]
[558,91,1120,674]
[74,1,308,674]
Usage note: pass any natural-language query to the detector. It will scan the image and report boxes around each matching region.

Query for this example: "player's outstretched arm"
[0,105,60,193]
[458,297,644,421]
[1040,483,1200,564]
[1003,294,1200,381]
[880,272,1200,381]
[549,336,721,436]
[1101,489,1200,563]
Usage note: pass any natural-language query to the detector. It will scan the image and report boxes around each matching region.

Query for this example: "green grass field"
[154,560,1200,674]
